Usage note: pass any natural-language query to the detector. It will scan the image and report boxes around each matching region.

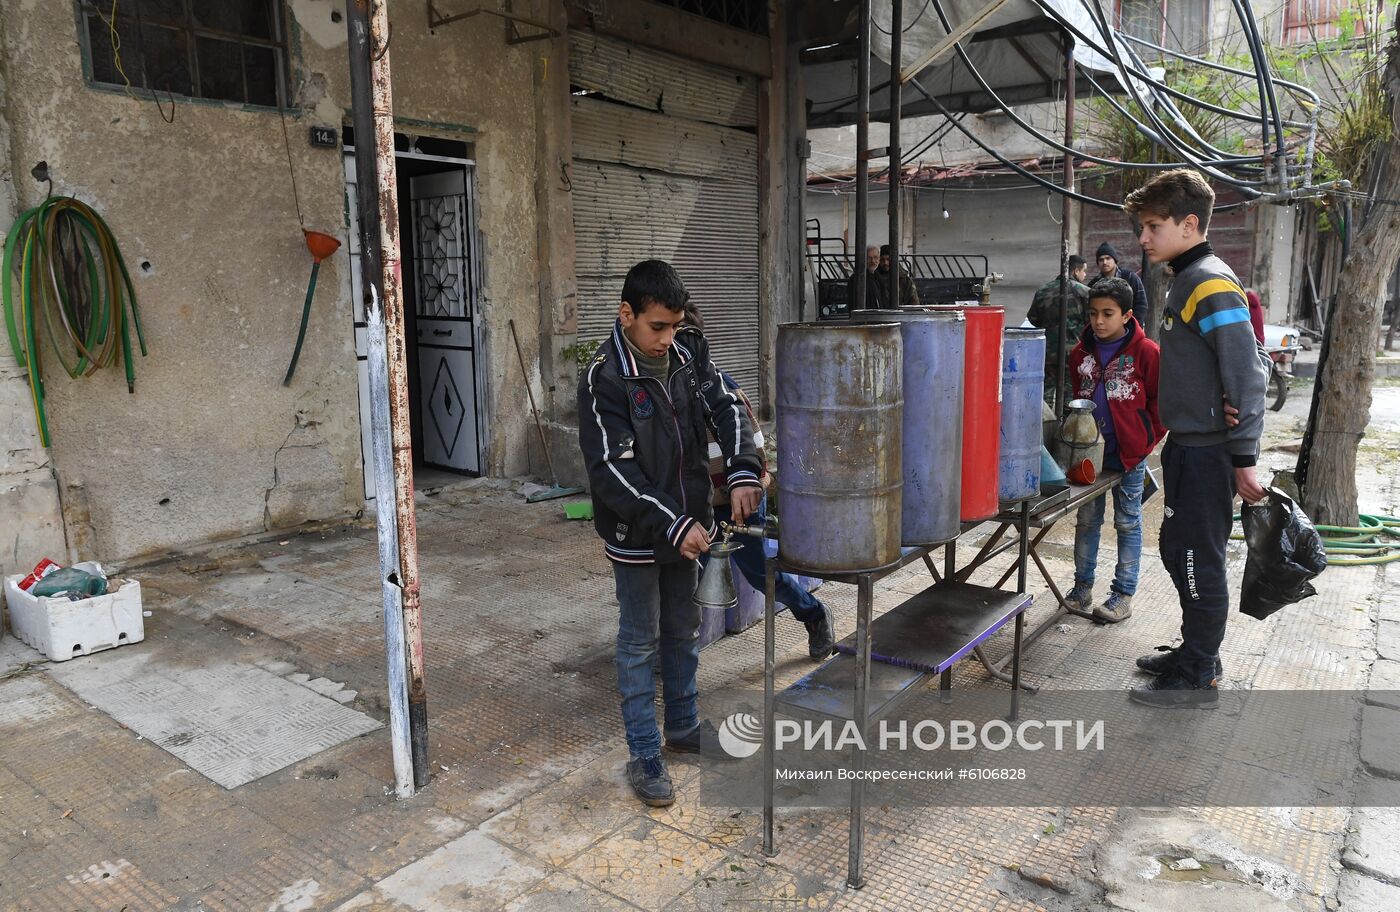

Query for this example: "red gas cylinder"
[931,305,1004,521]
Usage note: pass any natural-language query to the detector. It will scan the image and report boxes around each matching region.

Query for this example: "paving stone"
[306,677,345,696]
[1343,807,1400,883]
[14,477,1397,910]
[1370,660,1400,712]
[1377,620,1400,662]
[1337,871,1400,910]
[503,873,637,911]
[565,817,727,908]
[1359,704,1400,779]
[47,651,379,789]
[365,830,548,912]
[331,689,358,704]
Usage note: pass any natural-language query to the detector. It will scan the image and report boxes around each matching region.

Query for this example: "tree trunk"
[1302,34,1400,525]
[1142,261,1169,343]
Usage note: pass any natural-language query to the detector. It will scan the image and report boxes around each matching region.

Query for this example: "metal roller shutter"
[569,32,762,395]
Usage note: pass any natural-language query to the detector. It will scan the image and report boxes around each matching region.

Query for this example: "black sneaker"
[804,601,836,660]
[1136,646,1224,678]
[626,755,675,807]
[664,719,740,762]
[1129,670,1219,709]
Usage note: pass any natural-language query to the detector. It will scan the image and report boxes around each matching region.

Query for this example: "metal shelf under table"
[760,500,1033,889]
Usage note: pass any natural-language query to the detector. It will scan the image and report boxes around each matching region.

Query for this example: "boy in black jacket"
[577,260,763,806]
[1124,170,1269,708]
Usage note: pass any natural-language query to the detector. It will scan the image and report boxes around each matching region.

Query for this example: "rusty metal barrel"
[852,309,965,545]
[776,322,903,573]
[999,327,1046,501]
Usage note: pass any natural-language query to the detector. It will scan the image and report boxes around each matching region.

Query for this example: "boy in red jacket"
[1062,276,1165,624]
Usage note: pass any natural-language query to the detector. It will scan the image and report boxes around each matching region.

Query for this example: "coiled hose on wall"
[2,195,147,446]
[1232,513,1400,566]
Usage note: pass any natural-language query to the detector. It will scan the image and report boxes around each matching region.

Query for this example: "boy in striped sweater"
[1123,169,1270,708]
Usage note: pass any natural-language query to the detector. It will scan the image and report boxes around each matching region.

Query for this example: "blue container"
[776,322,903,573]
[853,309,965,544]
[724,538,822,633]
[999,328,1047,501]
[698,601,727,648]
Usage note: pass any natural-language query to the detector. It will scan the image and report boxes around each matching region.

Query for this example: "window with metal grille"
[1282,0,1371,43]
[80,0,288,107]
[1116,0,1208,55]
[657,0,767,35]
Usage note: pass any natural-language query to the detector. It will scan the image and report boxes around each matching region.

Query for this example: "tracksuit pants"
[1159,439,1235,685]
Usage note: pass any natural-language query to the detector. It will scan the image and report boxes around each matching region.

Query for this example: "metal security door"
[410,169,481,474]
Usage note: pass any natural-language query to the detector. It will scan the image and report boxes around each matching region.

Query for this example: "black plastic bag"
[1239,488,1328,620]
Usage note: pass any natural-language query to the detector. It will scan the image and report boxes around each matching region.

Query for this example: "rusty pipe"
[348,0,430,788]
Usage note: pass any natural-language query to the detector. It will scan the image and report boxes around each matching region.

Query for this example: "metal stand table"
[958,473,1124,683]
[761,500,1033,888]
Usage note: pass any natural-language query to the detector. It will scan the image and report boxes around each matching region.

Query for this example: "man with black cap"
[1096,242,1150,326]
[878,244,920,308]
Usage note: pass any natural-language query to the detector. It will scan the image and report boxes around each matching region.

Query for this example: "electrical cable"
[1114,32,1321,116]
[1066,0,1266,190]
[1047,0,1291,174]
[920,0,1272,188]
[2,196,148,447]
[906,75,1127,209]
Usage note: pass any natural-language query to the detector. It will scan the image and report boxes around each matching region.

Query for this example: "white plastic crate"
[3,562,144,661]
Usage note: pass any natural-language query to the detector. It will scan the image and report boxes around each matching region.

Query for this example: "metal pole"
[1055,33,1076,415]
[854,0,871,311]
[347,3,413,797]
[888,0,902,309]
[762,555,777,857]
[366,296,415,798]
[1011,500,1029,719]
[848,573,874,889]
[350,0,430,786]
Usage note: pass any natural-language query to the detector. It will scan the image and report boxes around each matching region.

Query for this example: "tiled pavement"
[2,403,1397,911]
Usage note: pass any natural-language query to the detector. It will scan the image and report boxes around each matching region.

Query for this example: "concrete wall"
[0,44,68,581]
[0,0,551,562]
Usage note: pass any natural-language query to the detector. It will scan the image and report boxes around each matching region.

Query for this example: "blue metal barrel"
[999,327,1047,501]
[776,322,903,573]
[852,309,965,544]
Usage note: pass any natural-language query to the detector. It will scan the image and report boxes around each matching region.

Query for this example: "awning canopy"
[802,0,1119,126]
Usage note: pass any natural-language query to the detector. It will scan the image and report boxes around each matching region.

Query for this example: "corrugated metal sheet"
[572,97,757,179]
[570,31,761,396]
[568,30,758,128]
[573,160,759,393]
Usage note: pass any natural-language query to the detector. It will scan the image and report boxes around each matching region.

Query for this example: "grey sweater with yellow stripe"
[1158,243,1270,467]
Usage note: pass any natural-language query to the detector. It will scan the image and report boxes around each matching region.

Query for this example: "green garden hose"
[1232,512,1400,566]
[1,195,146,446]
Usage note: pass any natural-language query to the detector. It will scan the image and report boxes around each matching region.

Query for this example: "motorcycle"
[1265,330,1302,411]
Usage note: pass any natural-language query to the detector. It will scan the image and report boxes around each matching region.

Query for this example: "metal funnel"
[695,541,743,613]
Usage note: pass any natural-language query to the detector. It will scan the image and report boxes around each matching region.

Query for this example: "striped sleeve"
[1186,276,1269,464]
[1182,278,1249,333]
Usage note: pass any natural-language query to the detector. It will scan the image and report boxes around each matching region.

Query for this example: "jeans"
[704,496,826,624]
[612,559,700,760]
[1073,452,1146,597]
[1159,439,1234,685]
